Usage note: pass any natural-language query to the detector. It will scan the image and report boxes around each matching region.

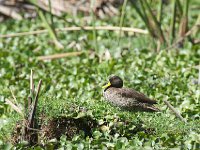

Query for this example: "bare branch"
[164,100,186,123]
[28,80,42,128]
[5,99,23,116]
[0,5,22,20]
[9,88,19,106]
[30,69,34,96]
[37,52,83,61]
[0,26,148,38]
[165,23,200,51]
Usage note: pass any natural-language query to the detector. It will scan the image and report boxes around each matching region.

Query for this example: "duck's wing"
[120,88,157,104]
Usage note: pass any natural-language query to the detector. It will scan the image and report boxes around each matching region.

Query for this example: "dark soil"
[12,116,155,146]
[41,116,97,140]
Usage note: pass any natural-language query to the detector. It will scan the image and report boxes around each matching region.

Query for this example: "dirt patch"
[11,116,155,146]
[11,121,38,145]
[41,116,97,140]
[11,115,97,146]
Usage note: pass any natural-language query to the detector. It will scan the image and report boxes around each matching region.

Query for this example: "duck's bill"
[102,81,111,89]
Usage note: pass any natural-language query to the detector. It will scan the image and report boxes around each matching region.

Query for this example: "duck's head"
[102,75,123,89]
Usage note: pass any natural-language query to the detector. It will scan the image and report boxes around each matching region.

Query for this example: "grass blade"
[142,0,166,44]
[118,0,128,45]
[170,0,177,44]
[179,0,189,38]
[90,0,97,51]
[157,0,163,23]
[38,9,64,49]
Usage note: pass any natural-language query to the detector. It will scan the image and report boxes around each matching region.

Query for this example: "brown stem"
[37,52,83,60]
[0,26,148,38]
[164,100,186,123]
[5,99,23,116]
[28,80,42,128]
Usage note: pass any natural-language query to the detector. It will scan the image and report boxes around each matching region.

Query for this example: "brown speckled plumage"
[102,76,160,112]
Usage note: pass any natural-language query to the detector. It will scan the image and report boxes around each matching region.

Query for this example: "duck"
[102,75,160,112]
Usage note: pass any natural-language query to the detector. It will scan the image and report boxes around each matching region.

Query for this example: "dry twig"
[37,51,83,60]
[30,69,34,95]
[5,99,23,116]
[164,100,186,123]
[9,88,19,106]
[0,26,148,38]
[28,80,42,128]
[165,23,200,51]
[0,5,22,20]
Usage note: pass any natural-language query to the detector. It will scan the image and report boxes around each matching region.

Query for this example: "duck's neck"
[104,86,122,92]
[104,86,111,92]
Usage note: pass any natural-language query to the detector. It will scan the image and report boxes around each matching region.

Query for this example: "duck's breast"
[103,87,138,108]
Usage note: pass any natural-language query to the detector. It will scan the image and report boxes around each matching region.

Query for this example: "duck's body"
[102,76,160,112]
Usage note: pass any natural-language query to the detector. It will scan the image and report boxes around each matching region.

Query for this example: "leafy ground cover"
[0,3,200,149]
